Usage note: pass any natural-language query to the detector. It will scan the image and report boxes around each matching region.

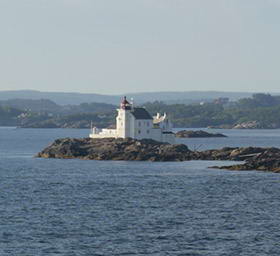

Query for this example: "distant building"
[213,97,229,105]
[89,97,175,143]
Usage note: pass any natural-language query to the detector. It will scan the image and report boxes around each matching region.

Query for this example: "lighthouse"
[116,96,133,138]
[89,97,175,144]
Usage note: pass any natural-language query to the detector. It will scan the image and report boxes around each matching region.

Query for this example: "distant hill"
[0,99,61,113]
[0,90,118,105]
[0,106,24,126]
[0,90,265,105]
[125,91,255,104]
[0,98,116,114]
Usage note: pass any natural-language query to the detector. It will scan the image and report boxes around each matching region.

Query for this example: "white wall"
[116,108,131,138]
[162,133,175,144]
[89,129,117,138]
[134,119,154,140]
[150,128,162,142]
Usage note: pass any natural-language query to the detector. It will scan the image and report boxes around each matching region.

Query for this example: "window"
[147,130,150,134]
[147,122,150,126]
[138,121,141,127]
[138,130,141,134]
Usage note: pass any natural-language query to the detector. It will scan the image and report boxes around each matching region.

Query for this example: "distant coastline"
[1,93,280,130]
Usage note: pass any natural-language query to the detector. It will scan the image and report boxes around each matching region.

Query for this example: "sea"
[1,127,280,256]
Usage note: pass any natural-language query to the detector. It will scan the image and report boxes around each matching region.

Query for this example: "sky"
[0,0,279,94]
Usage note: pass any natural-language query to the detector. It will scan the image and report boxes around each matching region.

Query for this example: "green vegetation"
[0,106,24,126]
[1,93,280,128]
[144,94,280,128]
[0,99,115,114]
[20,113,115,128]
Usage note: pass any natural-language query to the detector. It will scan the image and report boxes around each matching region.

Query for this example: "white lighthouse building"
[89,97,175,144]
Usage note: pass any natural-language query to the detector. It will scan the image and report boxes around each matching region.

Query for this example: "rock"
[37,137,193,162]
[211,147,280,172]
[36,138,280,172]
[229,147,265,160]
[176,130,227,138]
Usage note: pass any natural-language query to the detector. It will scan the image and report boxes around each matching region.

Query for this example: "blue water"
[1,128,280,255]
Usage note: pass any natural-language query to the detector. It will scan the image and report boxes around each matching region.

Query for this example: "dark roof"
[131,107,153,120]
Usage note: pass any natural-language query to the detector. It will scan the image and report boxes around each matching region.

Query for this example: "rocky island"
[37,138,192,161]
[176,130,227,138]
[37,138,280,173]
[212,147,280,173]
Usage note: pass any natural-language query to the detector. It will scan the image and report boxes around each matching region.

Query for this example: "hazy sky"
[0,0,279,94]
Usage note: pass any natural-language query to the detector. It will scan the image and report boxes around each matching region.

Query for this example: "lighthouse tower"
[116,96,133,138]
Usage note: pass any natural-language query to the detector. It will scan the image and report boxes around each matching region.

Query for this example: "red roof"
[121,96,131,110]
[122,96,130,105]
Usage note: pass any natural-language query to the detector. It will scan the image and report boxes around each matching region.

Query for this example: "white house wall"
[150,128,162,142]
[134,119,154,140]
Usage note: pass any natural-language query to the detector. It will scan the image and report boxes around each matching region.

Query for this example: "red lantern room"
[121,96,131,110]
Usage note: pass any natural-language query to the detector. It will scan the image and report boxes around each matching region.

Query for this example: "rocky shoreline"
[37,138,193,161]
[208,121,278,129]
[36,138,280,173]
[211,147,280,173]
